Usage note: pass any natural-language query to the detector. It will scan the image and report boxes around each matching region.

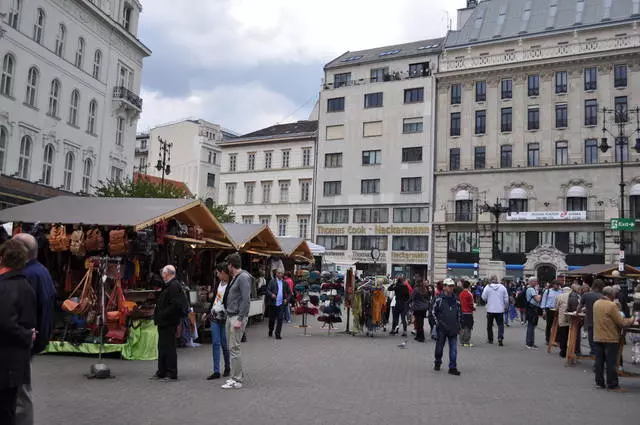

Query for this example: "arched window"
[18,135,32,179]
[42,143,54,186]
[8,0,22,30]
[454,190,474,221]
[0,126,7,173]
[1,54,15,97]
[69,89,80,126]
[87,99,97,134]
[25,66,39,107]
[82,158,93,193]
[33,8,46,43]
[48,79,60,117]
[508,188,528,213]
[92,50,102,79]
[63,152,74,191]
[566,186,588,211]
[55,24,66,57]
[75,37,85,68]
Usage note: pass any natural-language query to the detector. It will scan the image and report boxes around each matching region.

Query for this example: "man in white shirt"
[482,275,509,346]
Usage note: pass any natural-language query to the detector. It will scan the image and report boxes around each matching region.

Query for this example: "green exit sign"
[611,218,636,231]
[472,247,480,254]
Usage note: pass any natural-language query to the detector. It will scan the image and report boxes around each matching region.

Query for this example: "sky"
[136,0,466,135]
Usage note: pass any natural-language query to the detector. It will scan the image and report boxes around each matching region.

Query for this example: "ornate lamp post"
[479,198,511,261]
[156,137,173,187]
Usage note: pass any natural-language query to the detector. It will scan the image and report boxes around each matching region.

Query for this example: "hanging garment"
[371,289,387,325]
[351,292,362,333]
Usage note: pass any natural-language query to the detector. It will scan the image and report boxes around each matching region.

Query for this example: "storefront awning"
[564,263,640,277]
[276,237,313,263]
[223,223,282,255]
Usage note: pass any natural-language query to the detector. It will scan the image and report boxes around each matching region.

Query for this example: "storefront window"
[447,232,478,253]
[352,236,388,250]
[392,236,428,251]
[497,232,526,253]
[316,236,348,250]
[569,232,604,254]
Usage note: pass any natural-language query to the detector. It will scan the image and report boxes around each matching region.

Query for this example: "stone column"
[433,224,449,281]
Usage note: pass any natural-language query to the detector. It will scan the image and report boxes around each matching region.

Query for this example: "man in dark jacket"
[152,265,187,381]
[432,278,462,376]
[389,275,412,337]
[266,269,291,340]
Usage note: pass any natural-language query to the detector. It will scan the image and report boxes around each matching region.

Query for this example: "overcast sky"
[136,0,465,135]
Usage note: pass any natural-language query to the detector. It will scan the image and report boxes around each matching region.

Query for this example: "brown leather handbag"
[70,229,86,256]
[62,267,95,314]
[85,228,105,252]
[108,230,128,256]
[48,225,70,252]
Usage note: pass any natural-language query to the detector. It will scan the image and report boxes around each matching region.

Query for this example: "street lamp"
[156,137,173,187]
[599,105,640,273]
[479,198,511,261]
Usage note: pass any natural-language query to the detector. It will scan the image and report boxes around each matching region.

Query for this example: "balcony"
[113,86,143,110]
[322,69,431,90]
[446,212,478,222]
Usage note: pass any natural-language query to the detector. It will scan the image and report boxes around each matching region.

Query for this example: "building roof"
[446,0,640,49]
[133,173,192,196]
[324,37,445,70]
[219,121,318,145]
[222,223,282,255]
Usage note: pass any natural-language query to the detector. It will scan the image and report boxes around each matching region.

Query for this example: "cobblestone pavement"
[33,309,639,425]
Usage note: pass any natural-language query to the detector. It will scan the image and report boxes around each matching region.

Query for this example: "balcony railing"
[437,156,640,173]
[113,86,143,110]
[322,69,432,90]
[446,212,478,222]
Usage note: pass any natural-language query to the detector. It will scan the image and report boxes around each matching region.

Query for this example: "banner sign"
[505,211,586,221]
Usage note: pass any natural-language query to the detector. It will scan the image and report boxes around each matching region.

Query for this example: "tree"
[205,201,235,223]
[93,177,192,199]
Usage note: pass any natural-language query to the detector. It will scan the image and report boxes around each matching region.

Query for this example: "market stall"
[564,264,640,279]
[277,237,314,265]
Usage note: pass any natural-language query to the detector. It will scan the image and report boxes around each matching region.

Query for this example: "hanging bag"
[85,228,105,252]
[70,228,86,256]
[48,224,70,252]
[62,267,95,313]
[108,230,128,256]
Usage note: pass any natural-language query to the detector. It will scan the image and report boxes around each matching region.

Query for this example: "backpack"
[85,228,105,252]
[48,224,70,252]
[69,229,86,256]
[108,229,128,256]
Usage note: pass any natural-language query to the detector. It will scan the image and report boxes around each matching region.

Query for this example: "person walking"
[524,277,542,349]
[152,265,188,381]
[459,280,475,347]
[221,253,252,390]
[432,279,462,376]
[207,263,230,380]
[541,280,562,346]
[266,269,291,340]
[554,283,573,358]
[389,275,412,337]
[0,240,37,425]
[482,275,509,346]
[579,279,605,356]
[409,279,429,342]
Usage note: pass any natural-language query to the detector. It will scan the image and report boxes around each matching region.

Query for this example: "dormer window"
[122,3,133,31]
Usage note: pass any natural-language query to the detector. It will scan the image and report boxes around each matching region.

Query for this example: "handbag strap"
[67,267,91,299]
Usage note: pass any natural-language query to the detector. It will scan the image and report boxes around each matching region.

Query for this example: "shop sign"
[324,250,347,258]
[390,251,428,263]
[505,211,586,221]
[375,225,430,235]
[318,225,430,236]
[352,250,386,262]
[317,226,346,235]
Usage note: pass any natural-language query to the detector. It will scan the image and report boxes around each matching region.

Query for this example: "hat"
[443,278,455,286]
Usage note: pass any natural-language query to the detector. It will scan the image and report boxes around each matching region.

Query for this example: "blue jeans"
[211,319,230,373]
[283,304,291,322]
[434,330,458,370]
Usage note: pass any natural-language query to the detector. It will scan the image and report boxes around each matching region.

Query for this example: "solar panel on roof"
[378,49,401,57]
[341,55,363,62]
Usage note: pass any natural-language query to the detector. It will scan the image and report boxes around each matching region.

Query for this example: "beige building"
[433,0,640,281]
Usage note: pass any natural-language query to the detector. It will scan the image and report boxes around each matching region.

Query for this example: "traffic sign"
[472,247,480,254]
[611,218,636,231]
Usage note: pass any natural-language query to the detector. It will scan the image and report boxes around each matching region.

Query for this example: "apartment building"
[315,38,443,277]
[433,0,640,281]
[218,121,317,240]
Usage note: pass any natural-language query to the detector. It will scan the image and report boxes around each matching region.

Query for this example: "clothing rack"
[90,256,122,361]
[353,282,386,337]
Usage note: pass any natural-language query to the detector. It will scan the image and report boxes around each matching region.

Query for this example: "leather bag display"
[48,224,70,252]
[69,229,86,256]
[108,230,128,256]
[85,228,105,252]
[62,267,96,314]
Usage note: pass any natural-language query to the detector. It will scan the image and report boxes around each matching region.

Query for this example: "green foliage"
[205,202,235,223]
[93,178,192,199]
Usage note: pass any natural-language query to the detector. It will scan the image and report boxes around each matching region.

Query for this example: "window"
[455,200,473,221]
[87,99,97,134]
[566,197,587,211]
[122,2,133,30]
[362,150,382,165]
[0,126,7,173]
[110,166,123,182]
[279,180,290,202]
[614,64,628,88]
[264,151,272,168]
[323,181,341,196]
[447,232,478,253]
[333,72,351,88]
[527,143,540,167]
[282,150,290,168]
[501,79,512,99]
[8,0,21,29]
[316,236,348,250]
[55,24,66,57]
[298,216,309,239]
[497,232,526,254]
[450,112,461,136]
[474,146,486,169]
[361,179,380,194]
[33,8,45,44]
[353,208,389,224]
[242,216,253,225]
[207,151,216,164]
[244,182,255,204]
[75,38,85,68]
[555,141,569,165]
[585,99,598,126]
[25,67,39,107]
[393,207,428,223]
[528,74,539,96]
[364,92,383,108]
[117,64,134,89]
[501,107,512,132]
[115,117,125,146]
[92,50,102,79]
[615,96,628,123]
[229,153,237,171]
[500,145,512,168]
[48,79,60,117]
[277,216,288,237]
[226,183,236,205]
[353,236,388,251]
[302,148,311,167]
[326,124,344,140]
[584,67,597,91]
[247,152,255,171]
[1,54,15,97]
[585,139,598,164]
[401,177,421,193]
[82,159,92,193]
[327,97,345,112]
[370,67,387,82]
[63,152,74,190]
[403,117,423,134]
[317,209,349,224]
[528,107,539,130]
[631,195,640,219]
[555,104,568,128]
[392,236,428,251]
[475,110,486,135]
[262,182,272,203]
[475,81,486,102]
[363,121,382,137]
[42,144,54,186]
[555,71,568,94]
[206,173,215,188]
[300,180,311,202]
[69,90,80,126]
[450,84,461,105]
[325,153,342,168]
[409,62,429,77]
[259,216,270,226]
[404,88,424,103]
[449,148,460,171]
[615,137,629,162]
[569,232,604,255]
[402,147,422,162]
[509,199,528,213]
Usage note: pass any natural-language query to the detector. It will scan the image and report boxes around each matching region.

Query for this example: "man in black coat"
[152,265,188,381]
[266,269,291,340]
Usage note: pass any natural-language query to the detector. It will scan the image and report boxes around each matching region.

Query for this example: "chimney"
[457,0,478,31]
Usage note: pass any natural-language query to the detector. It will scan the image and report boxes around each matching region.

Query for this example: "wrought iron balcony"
[446,212,478,222]
[113,86,142,110]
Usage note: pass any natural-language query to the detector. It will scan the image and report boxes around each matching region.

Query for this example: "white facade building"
[0,0,150,192]
[218,121,317,240]
[314,38,443,277]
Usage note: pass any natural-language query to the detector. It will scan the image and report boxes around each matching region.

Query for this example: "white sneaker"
[221,379,243,389]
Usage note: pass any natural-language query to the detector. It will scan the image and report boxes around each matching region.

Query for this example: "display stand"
[341,269,355,336]
[296,300,312,336]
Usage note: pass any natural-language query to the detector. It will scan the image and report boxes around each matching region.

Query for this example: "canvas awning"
[564,264,640,277]
[223,223,282,255]
[0,196,234,248]
[276,237,313,263]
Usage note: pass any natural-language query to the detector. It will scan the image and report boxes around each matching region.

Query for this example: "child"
[632,285,640,364]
